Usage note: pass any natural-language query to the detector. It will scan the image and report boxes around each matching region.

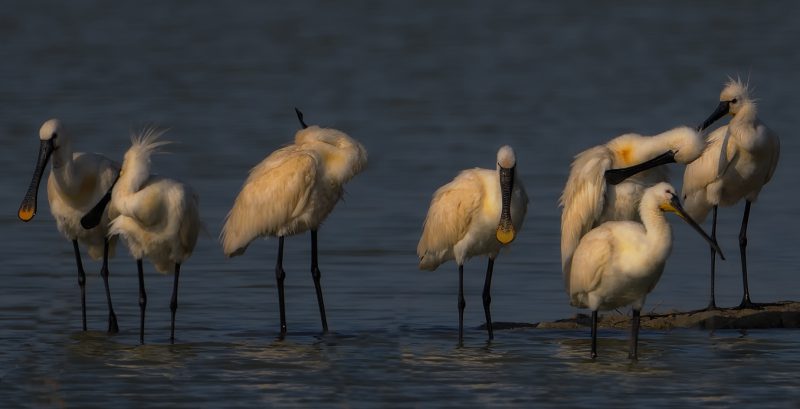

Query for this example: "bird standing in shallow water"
[417,146,528,344]
[90,128,200,344]
[567,182,723,360]
[683,78,780,310]
[220,109,367,336]
[18,119,120,333]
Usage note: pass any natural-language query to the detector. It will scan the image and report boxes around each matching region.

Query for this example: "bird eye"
[52,132,58,139]
[730,98,738,104]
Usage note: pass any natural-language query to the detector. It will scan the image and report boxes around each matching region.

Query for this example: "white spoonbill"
[560,126,704,276]
[18,119,120,333]
[417,145,528,343]
[90,128,200,344]
[220,109,367,336]
[682,78,780,309]
[568,182,723,360]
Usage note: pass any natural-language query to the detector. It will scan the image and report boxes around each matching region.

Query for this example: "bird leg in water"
[706,206,719,310]
[482,258,495,340]
[276,236,287,336]
[590,310,598,359]
[738,201,758,309]
[72,240,87,332]
[100,239,119,334]
[629,309,640,360]
[310,230,329,333]
[137,259,147,344]
[170,263,181,344]
[458,264,466,345]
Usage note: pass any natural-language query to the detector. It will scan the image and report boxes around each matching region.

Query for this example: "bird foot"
[736,299,762,310]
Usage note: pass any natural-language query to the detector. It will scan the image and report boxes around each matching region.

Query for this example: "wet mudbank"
[488,301,800,331]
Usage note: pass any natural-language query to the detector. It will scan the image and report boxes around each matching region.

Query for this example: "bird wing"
[560,145,612,276]
[116,178,169,228]
[567,226,613,308]
[417,169,483,270]
[760,124,780,186]
[681,127,728,221]
[220,147,318,257]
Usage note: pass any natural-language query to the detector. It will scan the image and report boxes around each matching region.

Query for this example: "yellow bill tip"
[18,207,35,222]
[496,228,516,245]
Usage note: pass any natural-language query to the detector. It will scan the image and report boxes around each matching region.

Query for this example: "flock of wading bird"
[16,78,780,360]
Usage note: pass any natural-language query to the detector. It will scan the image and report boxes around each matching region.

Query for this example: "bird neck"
[639,201,673,259]
[51,143,76,187]
[731,101,758,128]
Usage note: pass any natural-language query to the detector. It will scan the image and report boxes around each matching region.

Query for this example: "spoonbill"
[560,126,704,276]
[220,109,367,336]
[567,182,723,360]
[682,78,780,309]
[417,145,528,343]
[18,119,121,333]
[91,128,200,344]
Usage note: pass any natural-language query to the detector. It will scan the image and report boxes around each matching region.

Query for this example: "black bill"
[697,100,730,131]
[604,150,676,185]
[495,165,516,244]
[665,194,725,260]
[18,139,54,222]
[80,174,119,229]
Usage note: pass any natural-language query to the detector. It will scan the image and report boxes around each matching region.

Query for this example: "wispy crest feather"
[121,127,171,192]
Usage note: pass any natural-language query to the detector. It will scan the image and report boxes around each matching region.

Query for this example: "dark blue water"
[1,1,799,407]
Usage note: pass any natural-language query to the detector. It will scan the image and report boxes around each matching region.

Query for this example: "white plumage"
[220,111,367,335]
[568,182,721,359]
[109,128,200,344]
[221,125,367,257]
[18,118,120,333]
[682,78,780,308]
[417,145,528,342]
[560,126,704,277]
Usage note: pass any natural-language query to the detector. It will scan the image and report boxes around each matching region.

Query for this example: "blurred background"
[1,0,798,406]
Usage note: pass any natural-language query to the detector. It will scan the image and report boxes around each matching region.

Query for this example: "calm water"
[1,1,799,407]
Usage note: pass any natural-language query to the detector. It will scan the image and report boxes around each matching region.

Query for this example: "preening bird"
[220,109,367,336]
[567,182,723,360]
[560,126,704,276]
[18,119,120,333]
[88,128,200,344]
[417,145,528,343]
[683,78,780,309]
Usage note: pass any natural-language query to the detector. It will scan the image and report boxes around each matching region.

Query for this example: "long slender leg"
[170,263,181,344]
[590,310,598,359]
[310,230,329,332]
[276,236,287,335]
[72,240,87,332]
[629,309,641,360]
[458,264,465,345]
[707,205,719,310]
[100,239,119,334]
[137,259,147,344]
[482,258,495,340]
[738,201,756,309]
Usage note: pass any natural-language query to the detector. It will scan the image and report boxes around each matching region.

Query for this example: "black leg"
[310,230,329,333]
[72,240,87,332]
[276,236,287,336]
[170,263,181,344]
[707,205,719,310]
[100,239,119,334]
[629,309,640,360]
[482,258,495,340]
[458,264,465,345]
[591,311,597,359]
[738,201,757,309]
[137,259,147,344]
